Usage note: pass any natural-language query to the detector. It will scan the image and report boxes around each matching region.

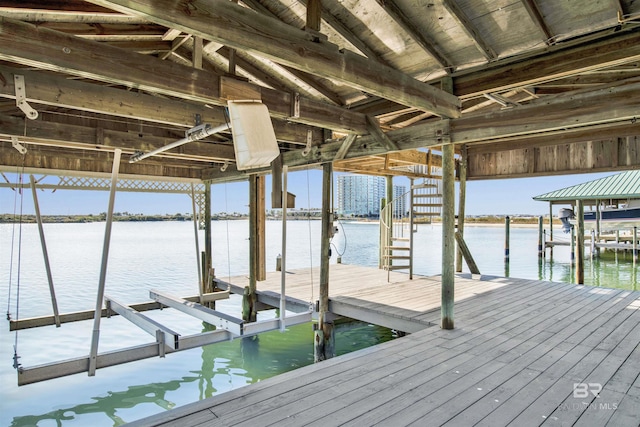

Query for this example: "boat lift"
[12,284,312,386]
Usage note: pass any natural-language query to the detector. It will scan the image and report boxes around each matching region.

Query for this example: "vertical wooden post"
[386,175,393,252]
[29,175,60,327]
[576,200,585,285]
[257,175,266,281]
[441,142,455,330]
[548,202,554,258]
[570,225,576,267]
[456,144,467,273]
[409,178,415,280]
[203,182,213,307]
[633,226,638,265]
[190,184,202,298]
[245,175,258,322]
[315,162,335,361]
[504,216,510,263]
[538,215,544,258]
[89,149,121,376]
[280,166,288,330]
[306,0,322,31]
[595,200,601,257]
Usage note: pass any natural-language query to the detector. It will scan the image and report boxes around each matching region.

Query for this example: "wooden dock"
[130,264,640,426]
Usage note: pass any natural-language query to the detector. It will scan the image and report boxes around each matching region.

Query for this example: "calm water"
[1,220,638,426]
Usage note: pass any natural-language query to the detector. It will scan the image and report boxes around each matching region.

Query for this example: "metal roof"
[533,170,640,202]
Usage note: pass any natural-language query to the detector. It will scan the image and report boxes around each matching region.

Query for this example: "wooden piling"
[576,200,585,285]
[538,215,544,258]
[204,181,212,296]
[548,202,553,257]
[456,144,467,273]
[634,226,638,265]
[315,162,335,361]
[504,215,510,264]
[441,142,455,330]
[570,225,576,267]
[245,175,258,322]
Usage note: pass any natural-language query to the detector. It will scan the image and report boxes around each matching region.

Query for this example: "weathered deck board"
[128,265,640,427]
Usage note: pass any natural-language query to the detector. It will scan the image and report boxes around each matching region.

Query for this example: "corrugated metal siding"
[533,170,640,201]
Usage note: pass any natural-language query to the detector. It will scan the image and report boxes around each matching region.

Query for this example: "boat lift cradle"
[12,285,312,386]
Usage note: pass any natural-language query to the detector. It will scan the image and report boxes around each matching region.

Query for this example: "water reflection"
[10,379,188,426]
[10,321,391,426]
[540,249,639,288]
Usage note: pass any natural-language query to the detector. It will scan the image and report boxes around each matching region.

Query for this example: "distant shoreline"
[0,213,554,225]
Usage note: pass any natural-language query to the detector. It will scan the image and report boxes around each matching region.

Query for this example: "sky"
[0,169,619,217]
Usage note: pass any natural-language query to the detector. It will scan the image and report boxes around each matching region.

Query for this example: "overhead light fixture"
[129,123,230,163]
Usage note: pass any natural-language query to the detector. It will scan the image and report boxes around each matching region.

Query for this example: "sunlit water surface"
[1,220,637,426]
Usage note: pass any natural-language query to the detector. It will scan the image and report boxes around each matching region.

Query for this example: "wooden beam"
[0,113,236,162]
[453,78,640,144]
[454,30,640,99]
[520,0,554,44]
[334,133,357,161]
[87,0,461,118]
[297,0,391,66]
[442,0,497,60]
[0,17,367,134]
[366,116,399,152]
[374,0,453,70]
[306,0,322,32]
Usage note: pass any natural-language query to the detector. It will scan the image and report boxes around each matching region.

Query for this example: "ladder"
[380,178,443,281]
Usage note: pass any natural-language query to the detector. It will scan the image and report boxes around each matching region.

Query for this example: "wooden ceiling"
[1,0,640,182]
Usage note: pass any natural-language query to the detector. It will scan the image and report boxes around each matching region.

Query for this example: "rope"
[8,157,26,370]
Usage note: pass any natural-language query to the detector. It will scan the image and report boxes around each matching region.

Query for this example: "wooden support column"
[576,200,585,285]
[549,202,553,258]
[257,175,266,281]
[315,162,334,361]
[441,142,455,330]
[244,175,258,322]
[456,144,467,272]
[595,200,601,257]
[504,216,510,263]
[306,0,322,32]
[386,175,394,248]
[538,215,544,258]
[202,182,213,308]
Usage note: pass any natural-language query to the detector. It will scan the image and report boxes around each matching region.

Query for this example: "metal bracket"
[290,92,300,119]
[14,75,38,120]
[11,137,27,154]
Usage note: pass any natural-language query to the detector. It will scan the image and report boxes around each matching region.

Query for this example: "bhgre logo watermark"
[557,383,618,411]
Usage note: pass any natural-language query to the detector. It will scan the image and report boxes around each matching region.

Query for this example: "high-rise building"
[336,175,406,217]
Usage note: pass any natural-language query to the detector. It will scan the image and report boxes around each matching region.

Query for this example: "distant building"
[337,175,406,217]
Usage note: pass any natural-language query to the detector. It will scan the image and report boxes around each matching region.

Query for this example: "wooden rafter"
[0,64,321,144]
[297,0,391,67]
[239,0,344,105]
[0,17,367,133]
[374,0,454,71]
[520,0,554,45]
[442,0,498,60]
[87,0,461,118]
